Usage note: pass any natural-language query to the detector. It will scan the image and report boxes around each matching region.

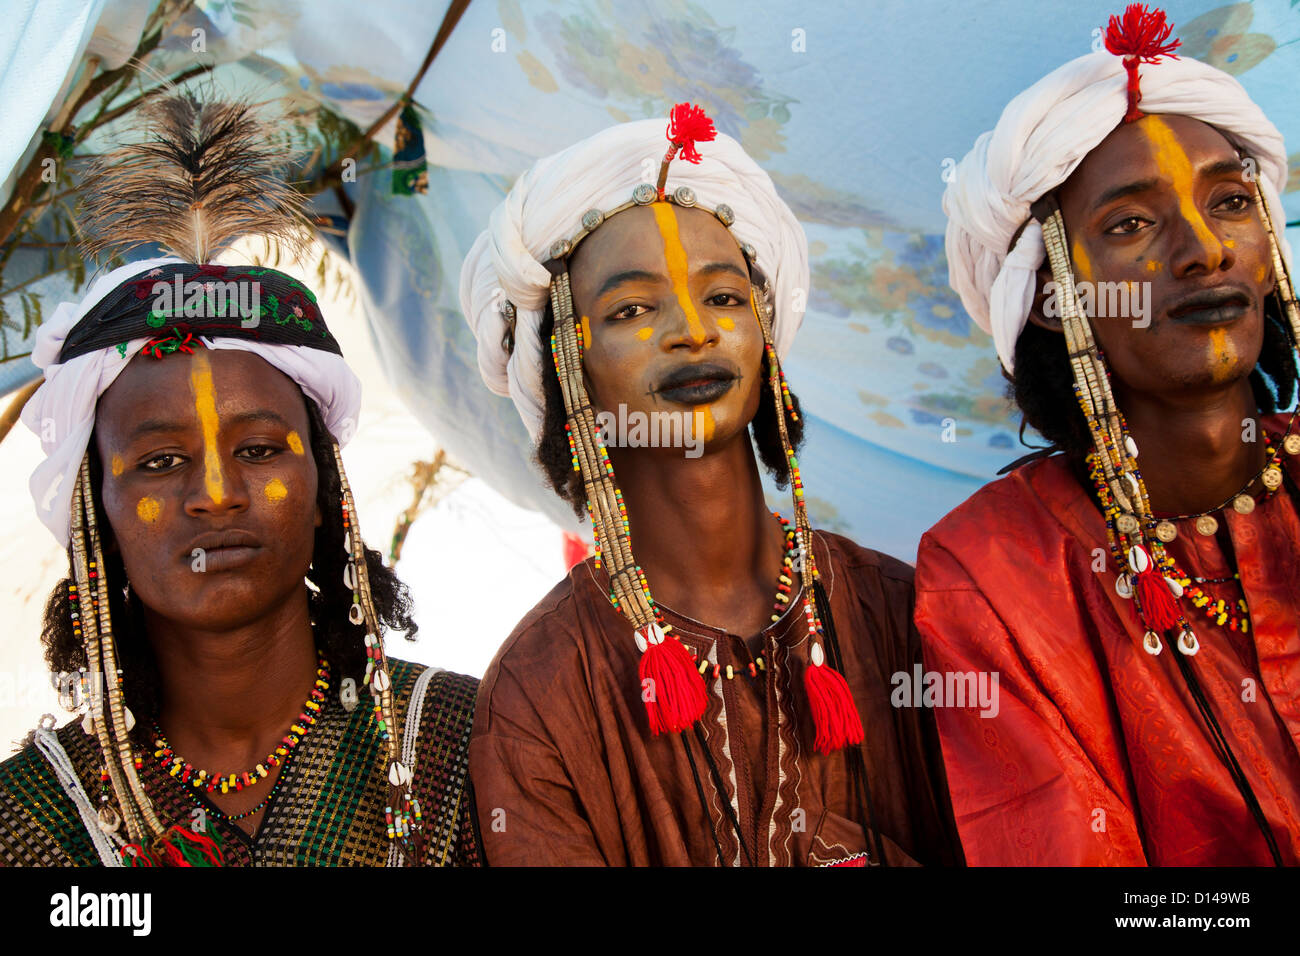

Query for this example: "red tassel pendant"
[805,643,863,755]
[637,623,708,735]
[666,103,717,164]
[1103,4,1181,122]
[1134,567,1180,632]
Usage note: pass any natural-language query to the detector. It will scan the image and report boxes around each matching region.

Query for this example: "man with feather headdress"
[0,92,480,866]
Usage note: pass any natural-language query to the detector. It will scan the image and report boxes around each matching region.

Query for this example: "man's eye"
[1106,216,1148,235]
[611,304,649,320]
[707,293,744,307]
[239,445,279,460]
[141,454,182,472]
[1218,194,1250,213]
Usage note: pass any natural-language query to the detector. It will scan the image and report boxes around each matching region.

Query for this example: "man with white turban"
[916,5,1300,864]
[0,94,480,867]
[461,103,962,866]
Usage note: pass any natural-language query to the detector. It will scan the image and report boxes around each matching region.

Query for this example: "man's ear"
[1025,262,1063,333]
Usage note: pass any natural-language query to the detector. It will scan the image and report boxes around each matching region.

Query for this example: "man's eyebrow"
[596,269,660,299]
[226,409,293,430]
[1091,159,1249,212]
[126,409,291,440]
[1092,178,1158,211]
[696,261,749,281]
[127,418,187,441]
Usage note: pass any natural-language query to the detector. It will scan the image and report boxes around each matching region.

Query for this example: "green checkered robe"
[0,658,480,866]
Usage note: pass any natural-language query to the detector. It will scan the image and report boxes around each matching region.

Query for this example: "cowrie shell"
[372,668,390,693]
[1115,574,1133,599]
[388,761,411,786]
[1165,577,1184,598]
[1127,546,1150,575]
[811,642,826,667]
[1143,630,1163,655]
[1177,630,1200,656]
[1124,436,1139,459]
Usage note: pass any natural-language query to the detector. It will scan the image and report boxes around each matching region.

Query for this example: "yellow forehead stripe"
[651,203,708,344]
[1141,117,1219,251]
[264,478,288,503]
[136,497,161,523]
[111,454,124,477]
[287,431,305,456]
[189,350,224,505]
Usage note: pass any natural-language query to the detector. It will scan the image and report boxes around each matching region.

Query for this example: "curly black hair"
[40,396,417,730]
[534,292,806,517]
[1010,290,1298,461]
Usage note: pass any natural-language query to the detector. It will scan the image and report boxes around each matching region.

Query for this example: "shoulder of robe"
[920,453,1080,556]
[0,722,100,865]
[479,561,604,683]
[814,528,916,588]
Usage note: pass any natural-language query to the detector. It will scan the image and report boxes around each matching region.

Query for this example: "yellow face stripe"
[264,478,288,503]
[287,431,305,456]
[111,454,125,477]
[691,405,715,442]
[651,203,708,344]
[580,315,592,349]
[136,497,161,523]
[1071,239,1093,283]
[1142,117,1219,251]
[189,350,224,505]
[1207,327,1237,383]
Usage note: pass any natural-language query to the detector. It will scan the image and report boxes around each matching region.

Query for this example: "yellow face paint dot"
[1071,239,1093,283]
[1145,260,1163,273]
[286,431,304,456]
[636,326,654,341]
[136,497,161,523]
[1224,239,1235,248]
[264,478,288,503]
[111,454,124,477]
[189,350,224,504]
[1141,117,1219,252]
[1255,264,1269,283]
[718,316,735,331]
[651,203,708,344]
[580,315,592,350]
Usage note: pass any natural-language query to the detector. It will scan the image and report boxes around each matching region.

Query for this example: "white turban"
[459,118,810,440]
[21,258,364,548]
[944,50,1291,373]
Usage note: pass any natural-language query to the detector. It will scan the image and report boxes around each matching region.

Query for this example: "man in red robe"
[917,6,1300,865]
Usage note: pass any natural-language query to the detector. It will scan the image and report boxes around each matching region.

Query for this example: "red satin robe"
[915,414,1300,865]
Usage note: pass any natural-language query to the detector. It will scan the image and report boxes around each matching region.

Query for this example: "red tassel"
[805,659,864,754]
[119,844,156,867]
[666,103,717,165]
[1134,567,1180,632]
[638,629,707,735]
[163,824,225,866]
[1103,4,1181,123]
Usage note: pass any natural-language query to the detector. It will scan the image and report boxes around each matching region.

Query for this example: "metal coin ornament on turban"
[943,2,1291,373]
[458,103,811,441]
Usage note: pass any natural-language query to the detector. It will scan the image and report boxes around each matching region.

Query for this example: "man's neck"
[144,593,319,767]
[1115,377,1265,515]
[609,432,786,637]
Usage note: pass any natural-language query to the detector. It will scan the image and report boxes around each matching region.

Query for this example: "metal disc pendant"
[1143,630,1163,655]
[1115,574,1134,599]
[1154,520,1177,543]
[1195,514,1218,537]
[1177,629,1200,656]
[1116,513,1139,535]
[1233,494,1256,515]
[1262,465,1283,491]
[1285,434,1300,456]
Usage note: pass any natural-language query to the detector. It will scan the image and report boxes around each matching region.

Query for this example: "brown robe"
[470,529,962,866]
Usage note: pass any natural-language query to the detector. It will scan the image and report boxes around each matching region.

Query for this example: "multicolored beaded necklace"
[1085,414,1300,642]
[599,511,798,681]
[151,655,329,795]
